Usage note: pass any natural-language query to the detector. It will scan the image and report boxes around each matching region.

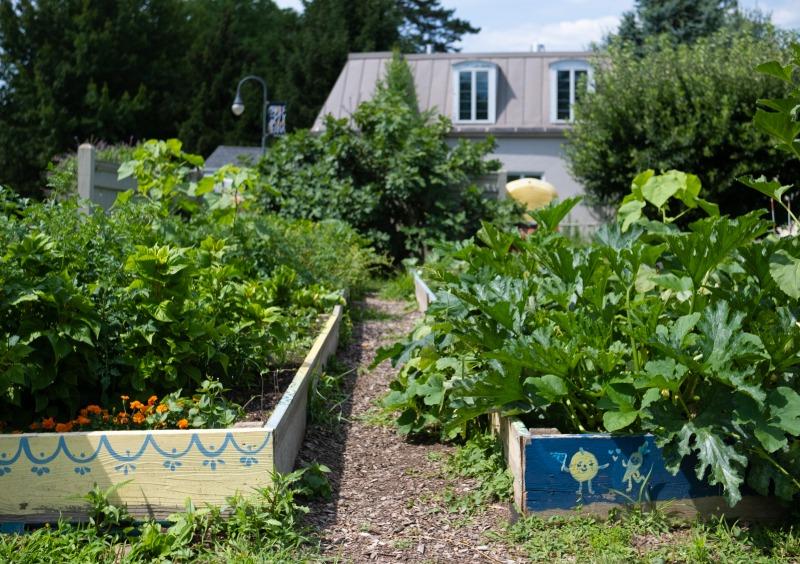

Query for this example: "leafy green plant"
[379,45,800,506]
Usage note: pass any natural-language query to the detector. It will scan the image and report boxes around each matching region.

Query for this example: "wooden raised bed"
[412,273,780,519]
[0,304,343,524]
[491,415,780,519]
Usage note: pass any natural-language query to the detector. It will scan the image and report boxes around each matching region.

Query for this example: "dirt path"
[298,297,526,563]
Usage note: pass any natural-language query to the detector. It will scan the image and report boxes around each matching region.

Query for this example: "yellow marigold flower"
[156,404,169,414]
[132,412,146,425]
[177,418,189,429]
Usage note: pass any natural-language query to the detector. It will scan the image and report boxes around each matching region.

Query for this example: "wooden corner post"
[77,143,96,208]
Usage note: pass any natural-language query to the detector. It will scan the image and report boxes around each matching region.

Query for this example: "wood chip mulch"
[297,296,527,563]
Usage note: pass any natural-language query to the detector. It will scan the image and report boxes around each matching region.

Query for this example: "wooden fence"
[76,144,135,210]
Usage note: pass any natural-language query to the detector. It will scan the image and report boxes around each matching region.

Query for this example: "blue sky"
[274,0,800,51]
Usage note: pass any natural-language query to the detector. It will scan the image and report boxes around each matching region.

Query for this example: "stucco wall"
[450,136,602,231]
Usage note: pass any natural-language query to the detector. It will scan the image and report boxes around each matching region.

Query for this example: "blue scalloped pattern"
[0,432,270,476]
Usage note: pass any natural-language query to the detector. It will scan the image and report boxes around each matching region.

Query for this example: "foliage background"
[567,25,799,217]
[0,0,478,197]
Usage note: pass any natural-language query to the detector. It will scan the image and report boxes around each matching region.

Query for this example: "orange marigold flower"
[79,408,88,417]
[177,418,189,429]
[130,400,144,411]
[132,412,146,424]
[29,422,40,431]
[147,395,158,406]
[41,417,55,430]
[86,405,102,415]
[76,416,91,426]
[156,404,169,414]
[55,422,73,433]
[121,395,129,401]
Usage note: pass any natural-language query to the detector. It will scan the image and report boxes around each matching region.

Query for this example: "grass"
[309,357,352,433]
[0,470,327,563]
[496,511,800,563]
[374,271,415,303]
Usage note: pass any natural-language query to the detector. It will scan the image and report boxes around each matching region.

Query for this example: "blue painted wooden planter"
[493,416,779,520]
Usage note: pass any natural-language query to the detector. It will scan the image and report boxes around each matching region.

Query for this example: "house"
[313,51,599,230]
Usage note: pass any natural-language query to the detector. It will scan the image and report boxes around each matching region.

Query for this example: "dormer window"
[550,60,592,123]
[452,61,497,124]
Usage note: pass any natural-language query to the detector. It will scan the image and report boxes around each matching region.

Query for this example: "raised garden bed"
[412,273,781,520]
[0,304,343,525]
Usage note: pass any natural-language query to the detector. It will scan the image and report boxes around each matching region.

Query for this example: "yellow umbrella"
[506,177,558,221]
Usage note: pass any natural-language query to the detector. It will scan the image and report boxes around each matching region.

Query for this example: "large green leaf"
[693,427,747,506]
[769,249,800,299]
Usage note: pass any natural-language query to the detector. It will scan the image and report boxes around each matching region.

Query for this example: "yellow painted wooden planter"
[0,305,343,524]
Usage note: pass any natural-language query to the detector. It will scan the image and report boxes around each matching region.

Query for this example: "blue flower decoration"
[240,456,258,467]
[74,466,91,476]
[163,460,182,472]
[114,463,137,475]
[31,466,50,477]
[202,458,225,471]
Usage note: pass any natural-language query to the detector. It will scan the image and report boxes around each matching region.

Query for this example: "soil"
[298,297,528,563]
[228,366,298,424]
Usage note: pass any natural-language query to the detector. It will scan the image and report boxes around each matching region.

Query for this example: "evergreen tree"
[612,0,743,48]
[379,49,419,115]
[398,0,479,52]
[0,0,192,196]
[283,0,401,128]
[177,0,298,156]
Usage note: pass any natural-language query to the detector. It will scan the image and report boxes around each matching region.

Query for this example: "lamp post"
[231,75,268,155]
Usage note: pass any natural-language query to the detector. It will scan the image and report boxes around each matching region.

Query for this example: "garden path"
[298,296,526,563]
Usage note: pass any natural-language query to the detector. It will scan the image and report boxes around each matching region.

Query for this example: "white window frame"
[452,61,498,124]
[549,60,592,123]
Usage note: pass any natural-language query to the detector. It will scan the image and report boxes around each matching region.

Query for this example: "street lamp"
[231,75,268,155]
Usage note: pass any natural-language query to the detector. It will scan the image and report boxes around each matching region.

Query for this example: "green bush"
[567,24,799,216]
[258,53,521,262]
[0,140,378,427]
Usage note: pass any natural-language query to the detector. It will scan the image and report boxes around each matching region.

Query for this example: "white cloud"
[272,0,304,12]
[461,15,620,53]
[772,8,800,29]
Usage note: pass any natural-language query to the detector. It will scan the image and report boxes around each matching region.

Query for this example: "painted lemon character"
[568,447,608,495]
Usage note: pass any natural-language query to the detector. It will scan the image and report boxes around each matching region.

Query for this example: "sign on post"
[267,103,287,137]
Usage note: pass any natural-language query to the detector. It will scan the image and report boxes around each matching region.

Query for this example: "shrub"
[567,24,799,216]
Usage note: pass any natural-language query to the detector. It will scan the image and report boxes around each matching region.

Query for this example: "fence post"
[77,144,96,207]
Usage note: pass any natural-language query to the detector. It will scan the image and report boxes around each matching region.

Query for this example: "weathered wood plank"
[523,432,786,521]
[267,304,343,473]
[412,270,436,313]
[491,414,530,511]
[0,428,273,523]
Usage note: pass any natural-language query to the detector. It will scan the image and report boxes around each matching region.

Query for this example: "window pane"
[459,71,472,120]
[574,70,588,105]
[557,70,571,120]
[475,71,489,120]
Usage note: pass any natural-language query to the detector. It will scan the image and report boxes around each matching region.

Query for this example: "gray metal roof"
[312,51,593,135]
[205,146,263,172]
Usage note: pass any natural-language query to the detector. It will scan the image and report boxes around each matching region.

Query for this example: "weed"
[376,272,415,302]
[309,358,352,432]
